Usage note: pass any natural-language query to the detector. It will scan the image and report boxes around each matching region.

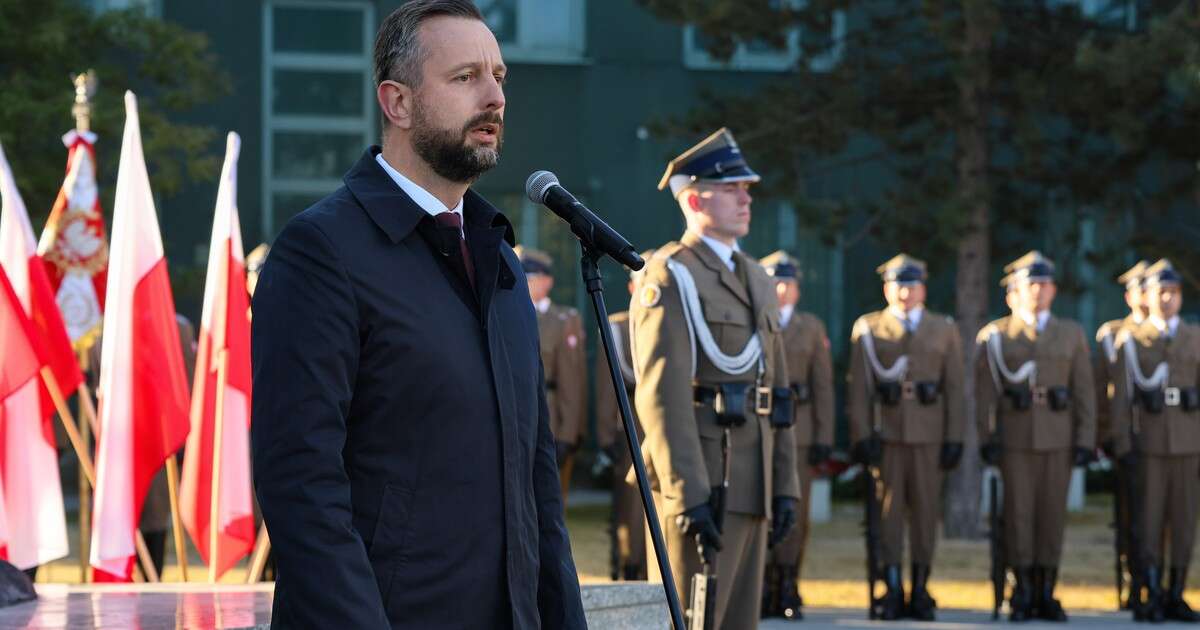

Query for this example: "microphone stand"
[578,243,686,630]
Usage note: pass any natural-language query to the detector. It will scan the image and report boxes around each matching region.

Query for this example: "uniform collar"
[1149,315,1180,337]
[888,305,923,330]
[780,303,795,328]
[535,297,551,314]
[695,231,739,272]
[1019,309,1051,332]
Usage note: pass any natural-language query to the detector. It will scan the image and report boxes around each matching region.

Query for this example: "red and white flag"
[0,269,47,563]
[0,141,78,569]
[91,92,191,581]
[37,129,109,348]
[180,132,255,579]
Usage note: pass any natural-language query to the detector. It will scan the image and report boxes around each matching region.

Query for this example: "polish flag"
[0,269,46,563]
[91,92,191,581]
[0,141,77,569]
[37,129,108,347]
[180,132,255,580]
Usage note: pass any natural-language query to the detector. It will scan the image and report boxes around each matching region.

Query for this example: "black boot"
[1037,566,1068,622]
[1165,567,1200,622]
[621,563,645,581]
[778,564,804,620]
[880,564,905,620]
[908,564,936,621]
[762,563,781,618]
[1010,567,1034,622]
[1142,565,1166,623]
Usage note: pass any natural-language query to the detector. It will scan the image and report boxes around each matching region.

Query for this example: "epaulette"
[850,315,872,341]
[1096,320,1116,343]
[654,241,684,261]
[976,322,1001,345]
[1114,327,1134,347]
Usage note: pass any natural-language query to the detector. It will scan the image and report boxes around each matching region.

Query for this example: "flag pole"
[208,348,230,584]
[246,524,271,584]
[40,366,160,582]
[77,350,93,583]
[165,456,189,581]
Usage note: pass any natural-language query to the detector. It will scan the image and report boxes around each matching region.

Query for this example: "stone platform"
[0,583,1146,628]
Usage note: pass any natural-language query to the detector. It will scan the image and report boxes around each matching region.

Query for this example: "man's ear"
[683,189,702,212]
[377,80,416,130]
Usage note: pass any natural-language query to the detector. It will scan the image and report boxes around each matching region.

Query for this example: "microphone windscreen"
[525,170,559,204]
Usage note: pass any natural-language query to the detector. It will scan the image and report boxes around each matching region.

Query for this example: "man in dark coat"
[250,2,586,628]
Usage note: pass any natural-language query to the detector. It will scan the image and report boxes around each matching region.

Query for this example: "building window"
[683,3,845,72]
[262,0,374,236]
[478,0,587,64]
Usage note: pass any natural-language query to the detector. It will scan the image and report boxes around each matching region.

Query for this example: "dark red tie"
[435,211,475,289]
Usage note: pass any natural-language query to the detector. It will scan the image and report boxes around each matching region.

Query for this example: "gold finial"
[71,70,98,133]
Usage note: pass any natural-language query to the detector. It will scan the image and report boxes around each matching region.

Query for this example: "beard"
[411,97,503,184]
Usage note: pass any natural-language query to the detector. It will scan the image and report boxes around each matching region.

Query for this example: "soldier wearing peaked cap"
[1111,259,1200,622]
[847,254,965,621]
[630,128,800,630]
[758,251,834,621]
[515,246,588,502]
[1095,260,1148,610]
[1096,261,1149,456]
[595,251,655,582]
[975,251,1096,622]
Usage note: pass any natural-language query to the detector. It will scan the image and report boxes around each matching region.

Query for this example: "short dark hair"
[373,0,486,88]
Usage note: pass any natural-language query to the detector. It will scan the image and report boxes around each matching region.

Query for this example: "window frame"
[481,0,589,65]
[261,0,375,237]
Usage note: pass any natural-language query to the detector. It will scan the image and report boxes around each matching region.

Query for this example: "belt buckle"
[1166,387,1182,407]
[755,386,773,417]
[1033,387,1048,405]
[901,381,916,401]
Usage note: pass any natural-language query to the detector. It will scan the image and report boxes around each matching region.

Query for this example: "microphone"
[525,171,644,271]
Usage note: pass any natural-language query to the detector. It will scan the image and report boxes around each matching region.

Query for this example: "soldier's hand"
[768,496,798,548]
[807,443,832,467]
[676,503,722,562]
[980,441,1002,466]
[852,438,882,465]
[1073,446,1095,467]
[939,442,964,470]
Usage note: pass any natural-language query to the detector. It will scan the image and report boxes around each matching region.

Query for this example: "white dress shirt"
[1019,309,1051,332]
[888,305,924,332]
[696,232,739,272]
[535,297,551,314]
[1150,315,1180,338]
[375,153,464,230]
[779,304,795,328]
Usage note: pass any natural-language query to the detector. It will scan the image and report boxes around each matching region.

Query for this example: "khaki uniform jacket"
[595,311,639,449]
[629,232,799,518]
[847,309,966,445]
[538,303,587,446]
[1112,320,1200,456]
[974,315,1096,452]
[783,311,835,448]
[1095,315,1141,449]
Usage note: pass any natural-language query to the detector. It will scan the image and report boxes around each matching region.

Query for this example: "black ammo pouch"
[916,381,940,406]
[1136,388,1165,414]
[694,383,749,427]
[1183,387,1200,411]
[791,382,812,405]
[770,387,794,428]
[876,381,903,406]
[1004,385,1033,411]
[1048,386,1071,412]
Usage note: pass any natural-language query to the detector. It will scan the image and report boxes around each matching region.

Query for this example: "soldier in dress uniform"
[758,250,834,621]
[595,257,652,581]
[629,128,799,630]
[1112,259,1200,622]
[1095,260,1147,610]
[976,251,1096,622]
[847,254,965,621]
[1096,260,1149,455]
[515,246,588,501]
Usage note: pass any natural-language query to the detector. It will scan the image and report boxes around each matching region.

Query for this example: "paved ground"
[763,608,1148,629]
